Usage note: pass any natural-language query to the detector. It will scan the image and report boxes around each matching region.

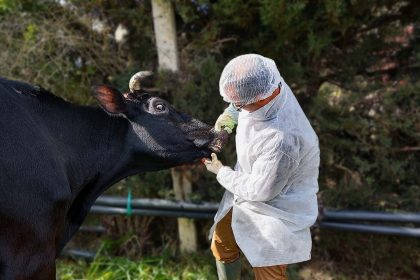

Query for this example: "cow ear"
[93,85,127,115]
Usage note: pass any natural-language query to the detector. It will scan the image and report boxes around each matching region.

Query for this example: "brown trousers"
[211,209,288,280]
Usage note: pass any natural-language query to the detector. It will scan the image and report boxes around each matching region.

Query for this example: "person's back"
[271,82,319,219]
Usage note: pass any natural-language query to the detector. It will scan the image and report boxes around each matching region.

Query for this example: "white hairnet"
[219,54,282,105]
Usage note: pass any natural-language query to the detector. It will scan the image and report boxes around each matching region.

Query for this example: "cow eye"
[155,104,165,111]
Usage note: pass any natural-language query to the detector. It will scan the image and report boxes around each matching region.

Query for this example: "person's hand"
[203,153,224,175]
[215,113,236,134]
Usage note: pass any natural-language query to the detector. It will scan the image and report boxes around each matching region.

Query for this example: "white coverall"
[209,79,320,267]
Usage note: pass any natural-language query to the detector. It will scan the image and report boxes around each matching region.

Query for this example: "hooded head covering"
[219,54,282,106]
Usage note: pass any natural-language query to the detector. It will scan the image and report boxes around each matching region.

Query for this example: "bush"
[310,81,420,211]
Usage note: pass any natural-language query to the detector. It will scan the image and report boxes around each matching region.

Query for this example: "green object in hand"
[215,114,236,134]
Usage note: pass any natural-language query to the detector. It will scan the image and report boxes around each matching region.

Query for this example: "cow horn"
[129,71,154,93]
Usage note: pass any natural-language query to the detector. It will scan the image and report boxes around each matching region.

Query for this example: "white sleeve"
[216,142,299,202]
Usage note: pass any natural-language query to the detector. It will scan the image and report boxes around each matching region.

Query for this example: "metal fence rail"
[317,221,420,238]
[62,195,420,260]
[95,196,219,212]
[91,195,420,236]
[322,209,420,224]
[91,205,215,219]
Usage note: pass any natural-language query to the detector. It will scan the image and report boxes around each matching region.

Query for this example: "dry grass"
[0,4,125,104]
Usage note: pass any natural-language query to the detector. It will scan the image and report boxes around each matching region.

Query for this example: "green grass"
[57,241,295,280]
[58,249,304,280]
[57,250,218,280]
[57,229,420,280]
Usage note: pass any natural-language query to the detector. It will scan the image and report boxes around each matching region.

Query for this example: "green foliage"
[0,2,120,104]
[176,0,419,96]
[309,81,420,211]
[0,0,17,13]
[57,247,218,280]
[0,0,155,104]
[23,23,38,42]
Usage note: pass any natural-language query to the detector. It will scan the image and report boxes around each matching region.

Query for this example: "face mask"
[260,96,280,120]
[241,91,281,121]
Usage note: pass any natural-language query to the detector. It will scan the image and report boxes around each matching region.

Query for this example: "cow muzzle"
[208,130,229,153]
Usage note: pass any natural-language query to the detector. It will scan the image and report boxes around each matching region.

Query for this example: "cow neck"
[57,104,134,250]
[61,104,135,196]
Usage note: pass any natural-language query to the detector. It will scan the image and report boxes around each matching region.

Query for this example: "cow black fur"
[0,77,218,279]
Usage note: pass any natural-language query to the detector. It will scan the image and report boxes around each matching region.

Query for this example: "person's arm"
[216,142,299,202]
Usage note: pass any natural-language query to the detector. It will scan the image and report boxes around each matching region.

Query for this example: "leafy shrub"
[310,81,420,211]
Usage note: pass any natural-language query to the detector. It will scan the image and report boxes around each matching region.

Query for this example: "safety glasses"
[232,102,244,111]
[231,82,282,112]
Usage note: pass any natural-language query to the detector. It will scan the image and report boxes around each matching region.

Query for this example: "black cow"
[0,75,222,280]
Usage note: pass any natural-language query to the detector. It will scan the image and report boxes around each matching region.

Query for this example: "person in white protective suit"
[203,54,320,280]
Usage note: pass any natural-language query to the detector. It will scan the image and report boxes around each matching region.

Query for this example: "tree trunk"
[151,0,197,253]
[151,0,179,72]
[171,168,197,253]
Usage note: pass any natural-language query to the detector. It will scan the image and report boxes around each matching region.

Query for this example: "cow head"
[93,74,226,168]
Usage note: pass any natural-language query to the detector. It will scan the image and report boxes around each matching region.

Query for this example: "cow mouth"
[209,143,222,153]
[208,130,229,153]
